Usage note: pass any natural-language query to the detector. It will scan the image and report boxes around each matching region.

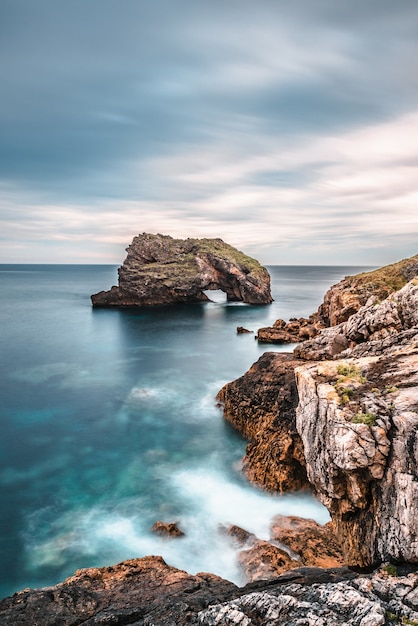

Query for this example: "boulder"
[91,233,273,306]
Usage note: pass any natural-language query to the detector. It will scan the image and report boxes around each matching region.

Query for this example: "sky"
[1,0,418,265]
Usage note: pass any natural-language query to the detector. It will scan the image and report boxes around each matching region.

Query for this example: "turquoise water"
[0,264,370,598]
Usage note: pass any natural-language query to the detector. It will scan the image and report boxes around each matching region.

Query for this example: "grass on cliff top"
[187,238,267,274]
[346,253,418,296]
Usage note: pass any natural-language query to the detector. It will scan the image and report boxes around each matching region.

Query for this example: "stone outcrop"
[2,557,418,625]
[218,269,418,570]
[257,253,418,344]
[217,352,309,493]
[91,233,273,307]
[197,566,418,626]
[295,342,418,567]
[295,279,418,361]
[270,515,343,569]
[221,516,343,583]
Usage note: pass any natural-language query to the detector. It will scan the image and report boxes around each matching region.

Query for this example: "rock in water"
[91,233,273,306]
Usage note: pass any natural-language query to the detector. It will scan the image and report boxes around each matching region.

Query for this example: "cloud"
[1,0,418,263]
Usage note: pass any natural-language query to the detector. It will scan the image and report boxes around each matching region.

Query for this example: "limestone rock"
[295,345,418,566]
[295,279,418,361]
[257,253,418,344]
[91,233,273,307]
[217,352,309,493]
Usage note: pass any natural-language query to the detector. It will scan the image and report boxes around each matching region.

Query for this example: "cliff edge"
[91,233,273,306]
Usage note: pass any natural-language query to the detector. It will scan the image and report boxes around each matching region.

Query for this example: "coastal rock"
[0,556,238,626]
[217,352,309,493]
[2,558,418,625]
[295,279,418,361]
[196,567,418,626]
[270,515,344,568]
[151,520,185,537]
[91,233,273,307]
[257,253,418,344]
[295,344,418,566]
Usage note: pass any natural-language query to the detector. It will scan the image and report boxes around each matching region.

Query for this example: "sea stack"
[91,233,273,307]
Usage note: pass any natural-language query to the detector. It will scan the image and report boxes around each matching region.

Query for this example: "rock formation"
[219,263,418,570]
[217,352,309,493]
[91,233,273,307]
[257,253,418,344]
[2,556,418,625]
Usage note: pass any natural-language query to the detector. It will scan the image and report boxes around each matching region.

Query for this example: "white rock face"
[295,344,418,566]
[197,570,418,626]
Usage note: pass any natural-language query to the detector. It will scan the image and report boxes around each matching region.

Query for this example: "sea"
[0,264,371,599]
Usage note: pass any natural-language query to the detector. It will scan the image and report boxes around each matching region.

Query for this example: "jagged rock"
[257,316,326,344]
[151,520,185,537]
[237,326,253,334]
[2,557,418,625]
[295,279,418,361]
[217,352,309,493]
[237,540,300,582]
[257,253,418,344]
[0,556,238,626]
[196,567,418,626]
[270,515,344,568]
[295,344,418,567]
[91,233,273,307]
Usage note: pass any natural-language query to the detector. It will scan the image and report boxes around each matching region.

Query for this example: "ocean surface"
[0,264,371,599]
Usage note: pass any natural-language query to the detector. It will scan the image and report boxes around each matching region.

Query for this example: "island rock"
[91,233,273,307]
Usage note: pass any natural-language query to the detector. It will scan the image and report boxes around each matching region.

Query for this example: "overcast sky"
[1,0,418,265]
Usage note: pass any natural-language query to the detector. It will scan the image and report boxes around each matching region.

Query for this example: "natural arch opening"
[203,289,227,303]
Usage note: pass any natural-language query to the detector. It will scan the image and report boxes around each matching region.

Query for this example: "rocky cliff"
[257,253,418,343]
[91,233,273,306]
[219,262,418,571]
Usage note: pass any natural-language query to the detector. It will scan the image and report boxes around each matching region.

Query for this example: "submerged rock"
[91,233,273,307]
[151,520,185,537]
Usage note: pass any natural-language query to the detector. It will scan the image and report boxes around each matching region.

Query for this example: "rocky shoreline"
[2,252,418,625]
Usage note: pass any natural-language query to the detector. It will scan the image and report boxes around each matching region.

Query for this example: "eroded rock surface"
[196,567,418,626]
[0,556,237,626]
[91,233,273,307]
[217,352,309,492]
[295,344,418,566]
[3,556,418,626]
[257,253,418,344]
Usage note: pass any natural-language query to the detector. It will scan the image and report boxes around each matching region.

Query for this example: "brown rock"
[217,352,310,492]
[91,233,273,307]
[270,515,344,568]
[236,326,253,334]
[0,556,238,626]
[151,520,185,537]
[237,540,300,582]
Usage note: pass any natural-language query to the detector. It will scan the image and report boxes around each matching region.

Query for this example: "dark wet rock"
[236,326,253,334]
[217,352,309,493]
[151,520,185,537]
[91,233,273,307]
